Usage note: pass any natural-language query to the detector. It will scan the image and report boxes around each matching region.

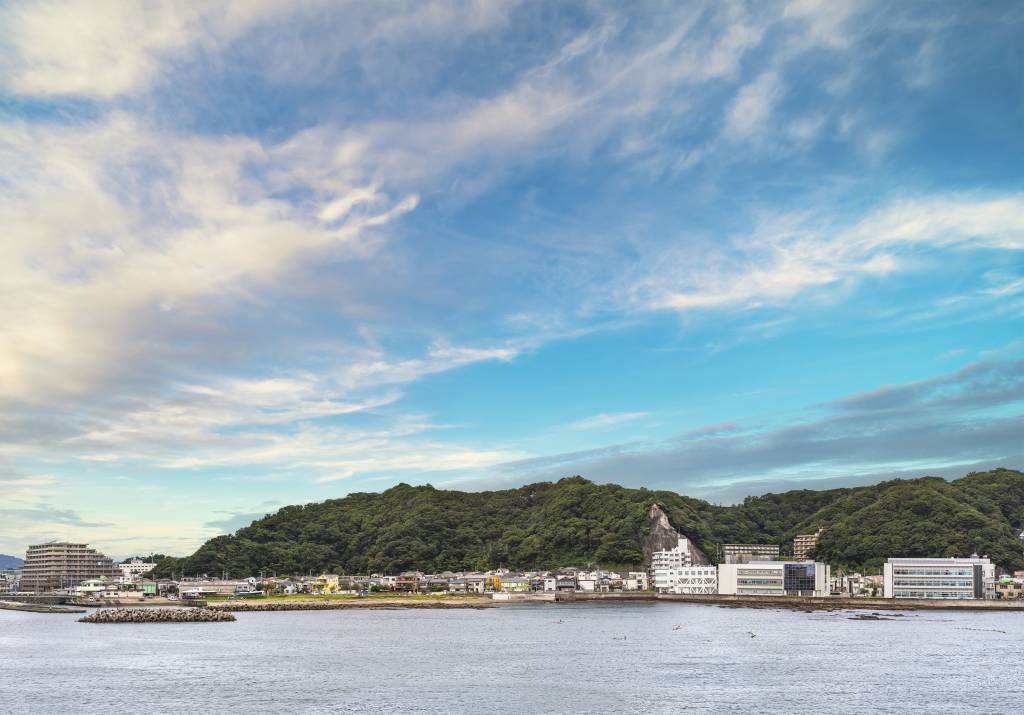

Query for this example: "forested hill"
[150,468,1024,578]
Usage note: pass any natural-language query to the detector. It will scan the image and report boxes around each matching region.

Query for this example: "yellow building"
[311,574,340,595]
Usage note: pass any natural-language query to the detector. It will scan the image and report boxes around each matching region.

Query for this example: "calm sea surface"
[1,601,1021,713]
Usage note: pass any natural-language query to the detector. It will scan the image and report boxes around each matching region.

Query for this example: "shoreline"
[208,596,496,611]
[7,593,1024,615]
[0,600,86,614]
[551,592,1024,612]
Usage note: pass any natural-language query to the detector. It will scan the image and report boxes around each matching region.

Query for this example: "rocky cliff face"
[641,503,710,569]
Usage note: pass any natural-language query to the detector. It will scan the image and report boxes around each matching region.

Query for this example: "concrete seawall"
[547,591,1024,611]
[0,600,86,614]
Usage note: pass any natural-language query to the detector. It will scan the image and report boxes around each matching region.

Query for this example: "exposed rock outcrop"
[641,504,710,570]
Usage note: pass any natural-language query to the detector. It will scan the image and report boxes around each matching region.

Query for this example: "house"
[555,577,576,592]
[394,575,418,592]
[311,574,341,595]
[465,576,487,594]
[500,576,531,593]
[995,577,1024,600]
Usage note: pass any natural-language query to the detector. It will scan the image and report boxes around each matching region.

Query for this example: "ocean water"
[1,601,1021,713]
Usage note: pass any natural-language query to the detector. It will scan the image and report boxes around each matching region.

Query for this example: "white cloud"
[563,412,650,431]
[0,114,418,402]
[0,0,290,99]
[725,71,782,138]
[630,193,1024,313]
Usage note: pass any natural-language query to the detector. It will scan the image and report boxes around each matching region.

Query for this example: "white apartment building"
[652,536,696,592]
[883,556,995,600]
[652,536,694,571]
[718,561,830,597]
[120,558,155,580]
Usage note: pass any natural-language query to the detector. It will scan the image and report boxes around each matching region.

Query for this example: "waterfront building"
[793,530,822,561]
[722,543,780,564]
[20,542,121,593]
[654,566,718,594]
[500,576,531,592]
[622,571,648,591]
[996,577,1024,600]
[718,561,830,597]
[883,556,995,600]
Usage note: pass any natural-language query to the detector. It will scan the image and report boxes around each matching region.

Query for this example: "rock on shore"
[79,608,236,623]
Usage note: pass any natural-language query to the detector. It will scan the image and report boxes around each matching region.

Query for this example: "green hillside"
[151,468,1024,578]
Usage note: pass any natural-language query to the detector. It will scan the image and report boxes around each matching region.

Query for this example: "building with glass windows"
[883,556,995,599]
[721,543,780,563]
[717,561,830,597]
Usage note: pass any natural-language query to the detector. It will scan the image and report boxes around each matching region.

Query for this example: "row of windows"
[736,569,784,576]
[893,591,973,599]
[892,579,973,588]
[892,568,973,576]
[737,578,783,586]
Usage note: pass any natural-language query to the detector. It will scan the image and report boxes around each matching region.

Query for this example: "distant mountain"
[0,554,24,570]
[150,468,1024,579]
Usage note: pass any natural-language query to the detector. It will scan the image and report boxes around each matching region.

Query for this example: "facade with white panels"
[655,566,718,594]
[883,557,994,600]
[718,561,831,597]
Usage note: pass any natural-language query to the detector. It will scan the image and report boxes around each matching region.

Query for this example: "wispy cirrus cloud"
[563,412,650,431]
[495,355,1024,497]
[627,193,1024,314]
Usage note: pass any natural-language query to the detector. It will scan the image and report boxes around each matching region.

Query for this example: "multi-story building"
[119,558,156,580]
[718,561,831,597]
[722,543,781,564]
[793,530,822,561]
[20,542,122,593]
[655,566,718,594]
[883,556,995,600]
[652,536,695,571]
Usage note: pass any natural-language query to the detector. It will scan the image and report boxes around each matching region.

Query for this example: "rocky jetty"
[79,608,235,624]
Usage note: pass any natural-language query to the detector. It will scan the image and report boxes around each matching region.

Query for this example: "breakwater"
[79,608,236,623]
[209,597,494,612]
[0,600,85,614]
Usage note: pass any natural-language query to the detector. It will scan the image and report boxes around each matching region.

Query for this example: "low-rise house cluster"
[303,568,649,596]
[0,570,20,594]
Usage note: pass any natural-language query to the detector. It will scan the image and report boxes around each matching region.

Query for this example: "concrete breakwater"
[0,600,86,614]
[79,608,236,623]
[209,597,494,612]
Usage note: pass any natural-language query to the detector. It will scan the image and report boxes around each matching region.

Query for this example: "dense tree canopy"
[150,468,1024,578]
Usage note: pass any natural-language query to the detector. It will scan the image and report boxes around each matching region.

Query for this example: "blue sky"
[0,0,1022,558]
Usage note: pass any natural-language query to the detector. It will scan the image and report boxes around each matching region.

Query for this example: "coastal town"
[4,524,1024,607]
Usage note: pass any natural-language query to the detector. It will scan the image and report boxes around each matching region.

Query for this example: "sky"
[0,0,1022,559]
